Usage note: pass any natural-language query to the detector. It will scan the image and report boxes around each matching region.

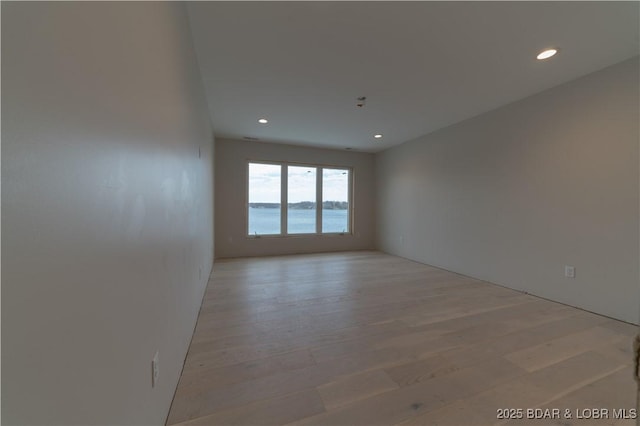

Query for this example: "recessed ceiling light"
[258,118,268,124]
[374,134,383,139]
[536,48,558,60]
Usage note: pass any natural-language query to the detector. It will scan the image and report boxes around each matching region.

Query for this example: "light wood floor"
[167,251,637,426]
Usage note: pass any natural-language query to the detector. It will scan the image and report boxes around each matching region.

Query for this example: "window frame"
[246,160,353,238]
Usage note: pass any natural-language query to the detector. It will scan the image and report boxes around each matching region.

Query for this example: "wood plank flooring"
[167,251,637,426]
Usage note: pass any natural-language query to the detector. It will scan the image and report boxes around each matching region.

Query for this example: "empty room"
[2,1,639,426]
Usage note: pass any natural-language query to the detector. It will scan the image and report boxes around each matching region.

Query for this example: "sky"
[248,163,348,203]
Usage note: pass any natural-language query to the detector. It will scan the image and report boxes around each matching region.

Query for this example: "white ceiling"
[187,2,639,153]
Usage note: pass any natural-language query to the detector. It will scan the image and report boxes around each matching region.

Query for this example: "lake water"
[249,207,349,235]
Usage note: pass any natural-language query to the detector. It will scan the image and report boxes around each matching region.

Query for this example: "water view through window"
[248,162,350,235]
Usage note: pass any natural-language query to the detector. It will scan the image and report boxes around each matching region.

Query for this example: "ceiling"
[186,2,639,153]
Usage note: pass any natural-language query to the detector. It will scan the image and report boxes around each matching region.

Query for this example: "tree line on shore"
[249,201,348,210]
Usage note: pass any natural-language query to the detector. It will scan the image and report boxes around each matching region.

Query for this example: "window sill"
[246,232,352,239]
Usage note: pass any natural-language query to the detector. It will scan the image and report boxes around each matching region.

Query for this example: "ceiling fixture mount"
[374,134,383,139]
[536,48,558,60]
[257,118,268,124]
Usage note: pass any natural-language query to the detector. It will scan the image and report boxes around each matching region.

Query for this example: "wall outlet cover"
[565,265,576,278]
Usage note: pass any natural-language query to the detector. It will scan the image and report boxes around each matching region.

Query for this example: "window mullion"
[316,167,322,234]
[281,164,288,235]
[348,169,353,234]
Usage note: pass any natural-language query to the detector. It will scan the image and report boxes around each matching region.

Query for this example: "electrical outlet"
[565,265,575,278]
[151,351,159,388]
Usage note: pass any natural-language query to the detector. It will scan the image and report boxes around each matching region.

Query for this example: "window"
[322,168,350,233]
[247,162,351,236]
[288,165,316,234]
[248,163,281,235]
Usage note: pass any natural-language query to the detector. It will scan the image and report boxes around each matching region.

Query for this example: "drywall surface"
[376,58,639,324]
[215,138,375,258]
[2,3,214,424]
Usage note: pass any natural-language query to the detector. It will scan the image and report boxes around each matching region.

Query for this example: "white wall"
[215,138,375,258]
[376,58,639,324]
[2,3,214,424]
